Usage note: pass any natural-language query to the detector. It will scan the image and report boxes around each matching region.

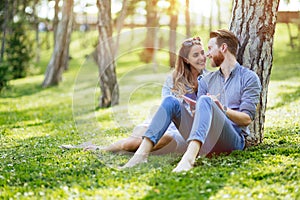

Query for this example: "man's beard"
[211,51,224,67]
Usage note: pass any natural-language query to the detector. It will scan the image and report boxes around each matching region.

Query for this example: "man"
[122,29,261,172]
[173,29,261,172]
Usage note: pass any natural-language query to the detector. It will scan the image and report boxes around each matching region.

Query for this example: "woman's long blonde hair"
[172,37,203,95]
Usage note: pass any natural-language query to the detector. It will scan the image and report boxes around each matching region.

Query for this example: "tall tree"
[216,0,221,28]
[32,0,41,63]
[168,0,179,68]
[95,0,119,107]
[230,0,280,146]
[42,0,74,87]
[114,0,129,56]
[140,0,159,63]
[0,0,9,62]
[209,0,213,33]
[53,0,60,43]
[185,0,191,38]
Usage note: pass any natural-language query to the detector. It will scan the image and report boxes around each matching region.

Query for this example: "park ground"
[0,24,299,199]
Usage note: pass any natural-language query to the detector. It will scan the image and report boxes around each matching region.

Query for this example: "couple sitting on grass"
[61,29,261,173]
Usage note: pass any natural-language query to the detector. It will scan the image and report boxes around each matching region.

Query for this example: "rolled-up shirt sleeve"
[240,72,262,120]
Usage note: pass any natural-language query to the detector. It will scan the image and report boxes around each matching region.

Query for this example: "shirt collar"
[218,62,240,77]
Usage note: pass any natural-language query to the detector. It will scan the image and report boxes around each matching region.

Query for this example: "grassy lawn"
[0,24,299,199]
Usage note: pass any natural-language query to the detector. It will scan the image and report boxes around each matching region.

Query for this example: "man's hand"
[207,93,223,110]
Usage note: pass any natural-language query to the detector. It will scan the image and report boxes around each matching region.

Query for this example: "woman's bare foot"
[84,145,104,152]
[120,137,153,169]
[59,144,78,149]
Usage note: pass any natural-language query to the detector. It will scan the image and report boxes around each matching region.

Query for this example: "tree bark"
[42,0,73,87]
[230,0,280,146]
[169,0,178,68]
[96,0,119,108]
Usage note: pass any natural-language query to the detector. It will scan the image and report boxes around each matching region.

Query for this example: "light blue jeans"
[144,95,245,156]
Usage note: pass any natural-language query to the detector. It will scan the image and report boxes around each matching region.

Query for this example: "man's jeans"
[144,95,245,156]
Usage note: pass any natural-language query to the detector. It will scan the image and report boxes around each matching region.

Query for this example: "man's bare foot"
[172,158,194,172]
[172,140,201,173]
[120,154,148,169]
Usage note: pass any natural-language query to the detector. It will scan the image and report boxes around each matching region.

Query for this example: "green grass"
[0,24,299,199]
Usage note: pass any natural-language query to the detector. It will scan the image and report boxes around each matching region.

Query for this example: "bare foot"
[172,158,194,173]
[84,145,104,152]
[59,144,78,149]
[120,154,148,169]
[120,137,153,169]
[172,140,200,172]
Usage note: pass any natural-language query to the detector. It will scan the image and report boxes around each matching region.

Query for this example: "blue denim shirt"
[197,63,262,135]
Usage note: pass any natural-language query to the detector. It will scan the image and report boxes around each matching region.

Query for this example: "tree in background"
[0,0,10,91]
[139,0,159,63]
[185,0,191,38]
[95,0,119,108]
[168,0,179,68]
[0,0,35,90]
[114,0,129,55]
[42,0,74,87]
[53,0,60,43]
[6,20,33,79]
[230,0,280,146]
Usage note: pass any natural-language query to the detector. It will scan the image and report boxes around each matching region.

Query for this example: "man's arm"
[224,71,261,126]
[223,108,252,126]
[209,94,252,126]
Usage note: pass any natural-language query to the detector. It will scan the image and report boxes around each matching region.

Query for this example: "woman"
[121,36,207,167]
[60,36,206,155]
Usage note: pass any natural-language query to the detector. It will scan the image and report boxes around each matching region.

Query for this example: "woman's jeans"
[144,95,245,156]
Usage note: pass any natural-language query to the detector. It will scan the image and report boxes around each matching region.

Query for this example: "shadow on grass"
[268,85,300,110]
[0,102,74,129]
[0,124,299,199]
[0,82,44,98]
[141,128,299,199]
[271,48,300,81]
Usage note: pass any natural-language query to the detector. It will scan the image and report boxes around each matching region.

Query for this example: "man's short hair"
[210,29,239,56]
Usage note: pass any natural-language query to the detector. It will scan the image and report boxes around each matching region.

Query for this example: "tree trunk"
[114,0,129,56]
[140,0,159,63]
[96,0,119,108]
[216,0,221,28]
[185,0,191,38]
[230,0,280,147]
[0,0,9,63]
[53,0,59,43]
[62,10,73,71]
[42,0,74,87]
[209,0,213,33]
[169,0,178,68]
[33,0,40,63]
